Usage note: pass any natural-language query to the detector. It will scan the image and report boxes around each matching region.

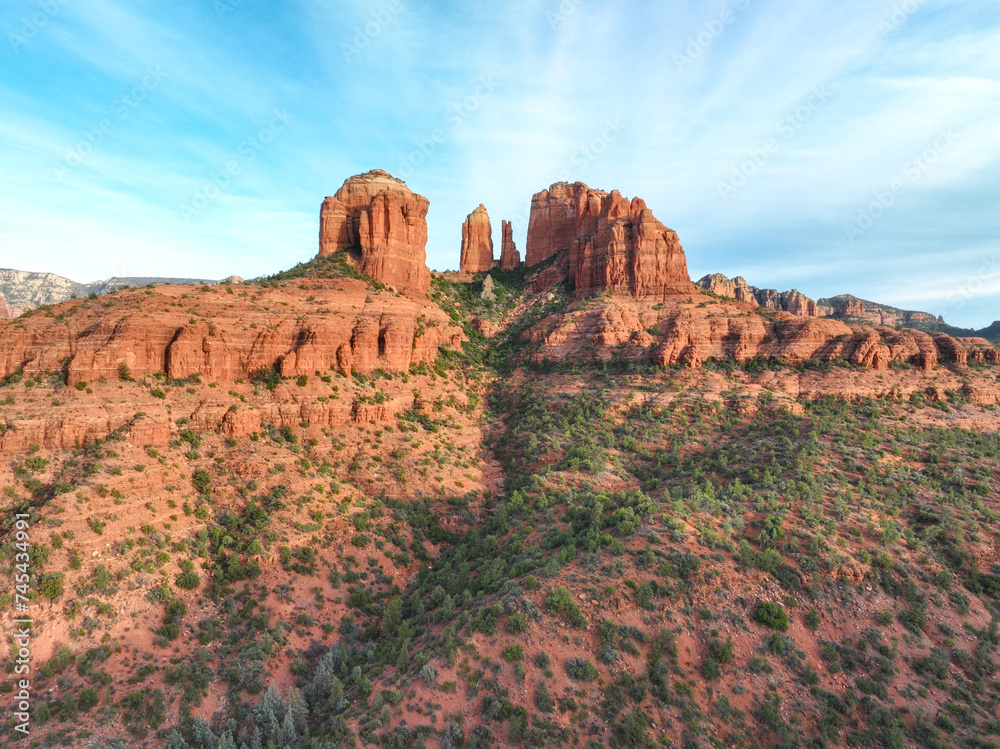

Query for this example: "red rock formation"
[525,182,589,267]
[500,220,520,271]
[780,290,819,318]
[319,170,431,295]
[750,287,821,317]
[521,291,999,374]
[459,204,494,273]
[0,279,462,390]
[698,274,759,305]
[822,296,943,328]
[525,181,692,298]
[0,294,10,319]
[570,192,692,298]
[836,298,866,318]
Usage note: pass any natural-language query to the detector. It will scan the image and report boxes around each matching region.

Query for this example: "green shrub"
[753,602,788,631]
[503,646,524,662]
[506,613,529,634]
[38,572,66,601]
[175,572,200,590]
[565,658,598,681]
[535,683,555,713]
[546,586,587,628]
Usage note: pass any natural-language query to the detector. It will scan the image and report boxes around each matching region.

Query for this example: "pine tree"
[329,676,345,709]
[275,711,297,747]
[192,717,217,749]
[255,683,284,740]
[284,686,308,734]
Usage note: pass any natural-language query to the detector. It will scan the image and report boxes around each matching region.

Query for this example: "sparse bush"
[753,602,788,631]
[565,658,598,681]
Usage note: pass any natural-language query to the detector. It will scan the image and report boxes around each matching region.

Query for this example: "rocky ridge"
[0,276,462,453]
[697,273,820,317]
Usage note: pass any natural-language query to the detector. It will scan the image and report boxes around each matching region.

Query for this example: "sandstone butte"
[0,293,10,319]
[499,219,520,270]
[459,204,495,273]
[318,169,431,295]
[525,181,693,298]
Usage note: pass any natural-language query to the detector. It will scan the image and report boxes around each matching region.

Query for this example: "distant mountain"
[0,268,224,318]
[695,276,1000,345]
[818,294,1000,343]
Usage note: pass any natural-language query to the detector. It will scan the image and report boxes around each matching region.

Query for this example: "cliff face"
[0,279,461,387]
[459,205,495,273]
[0,293,10,319]
[319,170,431,295]
[524,182,589,267]
[526,181,692,298]
[523,292,1000,374]
[499,220,520,270]
[697,273,759,305]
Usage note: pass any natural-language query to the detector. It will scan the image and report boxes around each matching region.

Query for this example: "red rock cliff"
[526,182,692,298]
[319,170,431,295]
[459,204,494,273]
[525,182,590,267]
[500,220,520,271]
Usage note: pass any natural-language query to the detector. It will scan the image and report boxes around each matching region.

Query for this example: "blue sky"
[1,0,998,327]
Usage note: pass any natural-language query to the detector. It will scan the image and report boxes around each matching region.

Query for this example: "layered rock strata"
[524,293,1000,374]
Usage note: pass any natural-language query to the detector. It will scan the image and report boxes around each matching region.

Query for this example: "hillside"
[818,295,1000,343]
